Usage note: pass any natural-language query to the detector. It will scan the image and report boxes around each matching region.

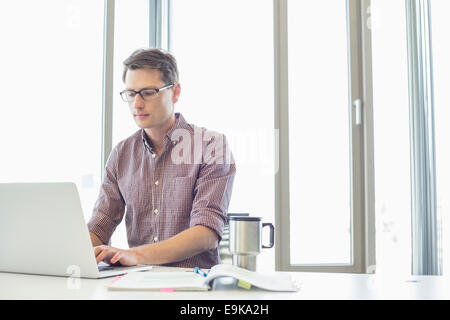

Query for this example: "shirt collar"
[141,112,190,152]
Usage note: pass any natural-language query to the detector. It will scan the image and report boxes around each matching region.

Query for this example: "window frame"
[274,0,376,273]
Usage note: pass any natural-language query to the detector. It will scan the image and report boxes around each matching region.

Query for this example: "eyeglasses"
[120,83,174,102]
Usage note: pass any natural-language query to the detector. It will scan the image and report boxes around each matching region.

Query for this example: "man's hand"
[94,245,140,266]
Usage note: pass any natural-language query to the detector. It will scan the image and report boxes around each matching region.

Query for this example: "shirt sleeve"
[87,146,125,245]
[189,133,236,241]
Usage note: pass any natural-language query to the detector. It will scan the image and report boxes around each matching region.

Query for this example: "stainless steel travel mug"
[228,216,274,271]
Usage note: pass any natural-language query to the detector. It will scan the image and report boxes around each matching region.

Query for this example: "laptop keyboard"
[98,266,114,271]
[98,264,116,271]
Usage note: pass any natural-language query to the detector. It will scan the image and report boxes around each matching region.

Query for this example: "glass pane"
[113,0,150,146]
[288,0,351,264]
[371,0,411,275]
[111,0,149,248]
[0,0,104,223]
[430,0,450,276]
[171,0,275,271]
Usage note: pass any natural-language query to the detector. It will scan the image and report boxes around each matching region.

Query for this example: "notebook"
[106,264,300,292]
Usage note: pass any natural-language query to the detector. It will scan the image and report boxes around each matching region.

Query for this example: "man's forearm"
[89,231,104,247]
[131,225,219,265]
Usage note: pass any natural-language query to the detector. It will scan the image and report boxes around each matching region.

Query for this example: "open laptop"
[0,182,153,278]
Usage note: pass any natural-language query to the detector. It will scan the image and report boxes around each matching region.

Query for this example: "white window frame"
[274,0,376,273]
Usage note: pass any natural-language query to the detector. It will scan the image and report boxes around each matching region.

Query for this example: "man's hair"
[122,48,179,85]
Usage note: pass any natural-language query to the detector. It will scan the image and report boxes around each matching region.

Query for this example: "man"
[88,48,236,268]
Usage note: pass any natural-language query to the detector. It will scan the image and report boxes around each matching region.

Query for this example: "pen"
[194,267,208,277]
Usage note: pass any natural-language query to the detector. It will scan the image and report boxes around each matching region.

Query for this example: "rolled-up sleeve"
[189,134,236,240]
[87,146,125,244]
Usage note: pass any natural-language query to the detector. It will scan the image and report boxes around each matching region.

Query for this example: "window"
[171,0,275,271]
[111,0,150,248]
[371,0,448,276]
[287,0,351,265]
[430,0,450,275]
[371,0,412,275]
[112,0,150,146]
[0,0,104,223]
[276,0,373,272]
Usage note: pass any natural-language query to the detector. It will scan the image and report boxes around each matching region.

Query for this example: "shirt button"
[153,208,159,214]
[155,180,159,186]
[151,153,156,158]
[172,141,177,145]
[154,236,158,242]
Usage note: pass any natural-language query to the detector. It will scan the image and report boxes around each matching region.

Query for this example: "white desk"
[1,267,449,300]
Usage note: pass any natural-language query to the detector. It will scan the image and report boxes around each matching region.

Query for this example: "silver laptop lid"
[0,182,100,278]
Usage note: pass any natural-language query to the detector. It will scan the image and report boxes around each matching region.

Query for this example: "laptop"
[0,182,153,278]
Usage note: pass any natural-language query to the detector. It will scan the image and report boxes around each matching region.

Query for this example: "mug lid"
[229,216,261,221]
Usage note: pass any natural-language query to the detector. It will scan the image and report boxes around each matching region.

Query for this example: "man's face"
[124,68,180,130]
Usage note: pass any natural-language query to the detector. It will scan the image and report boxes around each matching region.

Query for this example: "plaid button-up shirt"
[87,113,236,268]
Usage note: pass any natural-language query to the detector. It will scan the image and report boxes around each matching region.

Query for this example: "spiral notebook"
[106,264,300,292]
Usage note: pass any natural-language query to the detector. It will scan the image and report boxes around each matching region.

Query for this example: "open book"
[106,264,300,292]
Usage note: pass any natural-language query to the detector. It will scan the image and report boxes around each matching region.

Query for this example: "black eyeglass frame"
[120,83,174,102]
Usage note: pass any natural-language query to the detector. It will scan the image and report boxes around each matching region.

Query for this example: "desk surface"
[1,267,449,300]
